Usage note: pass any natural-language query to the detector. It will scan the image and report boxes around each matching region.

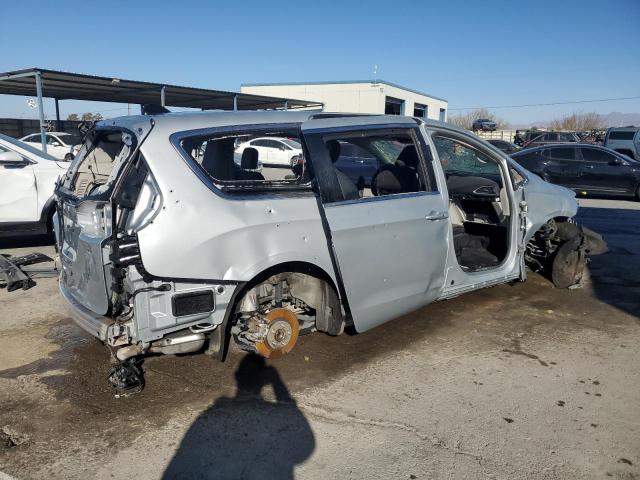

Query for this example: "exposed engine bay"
[525,218,608,288]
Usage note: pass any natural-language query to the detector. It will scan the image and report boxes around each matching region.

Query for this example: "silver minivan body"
[54,111,578,364]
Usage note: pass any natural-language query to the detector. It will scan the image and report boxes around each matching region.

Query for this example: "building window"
[439,108,446,122]
[413,103,427,119]
[385,96,405,115]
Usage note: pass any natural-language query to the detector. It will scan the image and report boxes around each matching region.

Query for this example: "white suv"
[20,131,83,161]
[0,134,67,237]
[604,127,640,161]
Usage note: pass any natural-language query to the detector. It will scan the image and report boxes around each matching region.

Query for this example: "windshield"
[57,133,83,146]
[280,138,301,149]
[0,133,58,161]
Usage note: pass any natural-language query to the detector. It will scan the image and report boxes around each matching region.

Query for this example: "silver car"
[48,111,604,394]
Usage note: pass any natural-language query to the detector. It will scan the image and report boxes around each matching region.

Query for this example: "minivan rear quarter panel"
[135,124,337,286]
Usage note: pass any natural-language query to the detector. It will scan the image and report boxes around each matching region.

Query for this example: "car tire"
[64,153,74,162]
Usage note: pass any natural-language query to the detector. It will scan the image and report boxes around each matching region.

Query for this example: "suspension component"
[233,307,300,359]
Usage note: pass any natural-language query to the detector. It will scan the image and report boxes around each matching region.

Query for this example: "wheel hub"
[255,308,299,359]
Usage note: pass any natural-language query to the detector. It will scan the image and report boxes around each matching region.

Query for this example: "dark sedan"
[511,144,640,199]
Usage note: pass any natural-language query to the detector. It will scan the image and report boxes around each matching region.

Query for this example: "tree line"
[447,109,605,131]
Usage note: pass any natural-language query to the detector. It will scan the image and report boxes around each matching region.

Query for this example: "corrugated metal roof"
[0,68,323,110]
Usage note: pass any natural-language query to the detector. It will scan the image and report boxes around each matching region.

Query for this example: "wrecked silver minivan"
[50,111,605,394]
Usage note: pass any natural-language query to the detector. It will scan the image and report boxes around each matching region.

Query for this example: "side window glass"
[309,129,434,203]
[550,147,576,160]
[581,148,611,163]
[559,133,575,142]
[433,137,500,178]
[179,129,311,190]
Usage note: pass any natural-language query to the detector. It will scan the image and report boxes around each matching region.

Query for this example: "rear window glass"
[178,128,311,192]
[608,130,636,140]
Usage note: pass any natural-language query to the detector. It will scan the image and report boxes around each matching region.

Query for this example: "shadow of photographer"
[163,354,315,480]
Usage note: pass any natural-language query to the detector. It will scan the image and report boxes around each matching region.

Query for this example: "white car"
[20,131,83,161]
[0,134,67,237]
[235,136,303,167]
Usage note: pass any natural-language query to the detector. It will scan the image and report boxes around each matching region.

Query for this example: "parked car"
[1,111,606,394]
[20,131,83,161]
[0,133,67,237]
[511,144,640,199]
[235,136,303,167]
[523,131,580,148]
[486,139,520,154]
[604,126,640,161]
[332,141,380,187]
[472,118,497,131]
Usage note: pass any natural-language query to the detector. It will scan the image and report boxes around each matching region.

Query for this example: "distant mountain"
[597,112,640,128]
[513,112,640,129]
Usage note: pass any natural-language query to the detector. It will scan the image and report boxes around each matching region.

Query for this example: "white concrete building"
[240,80,448,121]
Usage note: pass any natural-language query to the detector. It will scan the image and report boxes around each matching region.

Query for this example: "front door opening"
[433,136,511,271]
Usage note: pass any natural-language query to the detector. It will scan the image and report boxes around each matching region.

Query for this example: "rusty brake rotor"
[254,308,300,359]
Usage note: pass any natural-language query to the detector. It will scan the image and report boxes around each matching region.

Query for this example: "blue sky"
[1,0,639,124]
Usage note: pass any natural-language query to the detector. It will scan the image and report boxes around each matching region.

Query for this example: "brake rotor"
[254,308,300,359]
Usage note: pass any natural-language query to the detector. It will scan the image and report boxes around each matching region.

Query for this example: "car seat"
[371,145,420,196]
[326,140,359,200]
[236,148,265,180]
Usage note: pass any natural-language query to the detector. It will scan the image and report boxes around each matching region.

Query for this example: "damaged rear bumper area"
[59,273,240,355]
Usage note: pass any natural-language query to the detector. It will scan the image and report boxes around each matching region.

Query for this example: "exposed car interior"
[67,131,130,197]
[182,130,308,187]
[433,136,511,271]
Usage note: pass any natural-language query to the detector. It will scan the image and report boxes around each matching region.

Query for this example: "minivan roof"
[98,110,437,136]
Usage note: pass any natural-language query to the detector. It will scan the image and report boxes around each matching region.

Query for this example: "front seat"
[326,140,359,200]
[371,145,420,196]
[236,147,265,180]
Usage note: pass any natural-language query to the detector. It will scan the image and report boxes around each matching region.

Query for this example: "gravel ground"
[0,198,638,480]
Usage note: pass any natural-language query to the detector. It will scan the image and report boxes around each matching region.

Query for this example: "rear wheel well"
[218,262,345,360]
[241,261,338,294]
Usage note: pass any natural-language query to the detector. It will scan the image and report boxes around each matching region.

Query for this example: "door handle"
[425,211,448,221]
[584,165,594,169]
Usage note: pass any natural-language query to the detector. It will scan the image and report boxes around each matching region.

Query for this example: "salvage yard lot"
[1,198,639,479]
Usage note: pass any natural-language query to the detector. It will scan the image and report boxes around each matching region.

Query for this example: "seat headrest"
[326,140,341,163]
[396,145,419,167]
[241,147,259,170]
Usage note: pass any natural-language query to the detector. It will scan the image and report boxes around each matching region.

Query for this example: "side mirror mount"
[0,151,26,164]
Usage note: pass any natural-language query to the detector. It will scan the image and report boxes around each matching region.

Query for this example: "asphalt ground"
[0,198,638,479]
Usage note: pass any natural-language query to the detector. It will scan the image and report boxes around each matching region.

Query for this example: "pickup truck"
[1,111,606,395]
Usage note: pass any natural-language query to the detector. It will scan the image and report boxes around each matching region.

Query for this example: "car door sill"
[439,272,520,300]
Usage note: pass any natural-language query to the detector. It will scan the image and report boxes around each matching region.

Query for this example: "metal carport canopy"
[0,68,323,152]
